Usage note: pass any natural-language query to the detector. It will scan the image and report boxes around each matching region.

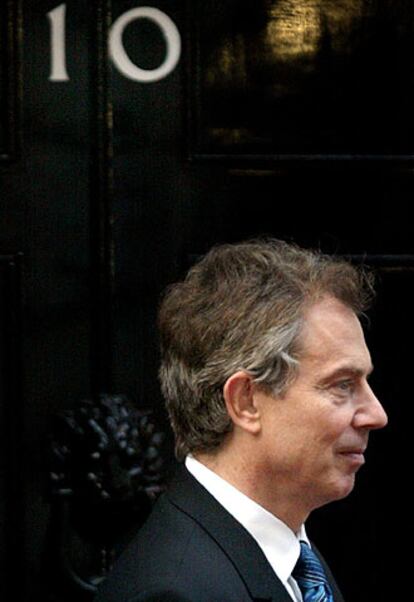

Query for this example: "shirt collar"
[185,455,309,588]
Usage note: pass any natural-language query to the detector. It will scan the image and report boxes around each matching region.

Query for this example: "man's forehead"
[297,296,371,366]
[300,297,363,340]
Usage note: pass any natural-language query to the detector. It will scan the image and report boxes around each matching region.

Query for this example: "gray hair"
[158,239,374,460]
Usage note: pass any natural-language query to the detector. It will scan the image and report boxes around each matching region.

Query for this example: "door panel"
[0,256,23,601]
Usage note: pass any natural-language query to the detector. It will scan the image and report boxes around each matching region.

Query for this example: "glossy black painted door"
[1,1,413,600]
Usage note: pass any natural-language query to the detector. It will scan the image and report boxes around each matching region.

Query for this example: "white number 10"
[47,4,181,83]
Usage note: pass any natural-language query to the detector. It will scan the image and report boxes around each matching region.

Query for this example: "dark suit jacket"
[95,466,345,602]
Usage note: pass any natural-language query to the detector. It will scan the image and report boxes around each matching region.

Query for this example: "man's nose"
[354,384,388,430]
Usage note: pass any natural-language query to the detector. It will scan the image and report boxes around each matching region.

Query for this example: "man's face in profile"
[253,296,388,513]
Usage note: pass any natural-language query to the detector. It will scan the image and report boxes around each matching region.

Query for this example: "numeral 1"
[47,4,69,82]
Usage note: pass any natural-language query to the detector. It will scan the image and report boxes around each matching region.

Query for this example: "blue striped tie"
[292,541,334,602]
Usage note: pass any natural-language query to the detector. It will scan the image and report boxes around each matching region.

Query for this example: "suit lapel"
[166,466,294,602]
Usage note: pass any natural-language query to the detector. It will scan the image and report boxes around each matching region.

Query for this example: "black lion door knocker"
[45,394,165,601]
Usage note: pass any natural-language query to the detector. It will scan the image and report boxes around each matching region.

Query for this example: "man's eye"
[334,380,354,393]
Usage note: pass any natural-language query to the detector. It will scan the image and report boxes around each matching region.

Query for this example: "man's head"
[158,239,376,461]
[245,294,387,522]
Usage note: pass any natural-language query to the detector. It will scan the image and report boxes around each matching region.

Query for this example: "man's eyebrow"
[319,363,374,384]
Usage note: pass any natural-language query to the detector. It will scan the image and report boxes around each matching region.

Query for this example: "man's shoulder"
[95,491,252,602]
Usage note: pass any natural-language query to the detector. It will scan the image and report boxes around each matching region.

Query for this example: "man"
[96,239,388,602]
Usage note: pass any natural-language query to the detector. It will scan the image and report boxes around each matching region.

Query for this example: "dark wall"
[1,1,413,600]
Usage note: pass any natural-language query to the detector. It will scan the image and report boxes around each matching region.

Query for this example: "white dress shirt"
[185,455,308,602]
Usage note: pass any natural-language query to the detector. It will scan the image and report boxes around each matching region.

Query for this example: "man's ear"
[223,371,261,435]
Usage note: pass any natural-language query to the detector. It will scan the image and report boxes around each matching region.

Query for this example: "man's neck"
[194,451,310,533]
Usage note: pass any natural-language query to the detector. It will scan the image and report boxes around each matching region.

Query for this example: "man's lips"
[338,447,366,466]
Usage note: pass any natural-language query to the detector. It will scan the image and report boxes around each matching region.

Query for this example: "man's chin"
[316,474,357,508]
[332,474,356,501]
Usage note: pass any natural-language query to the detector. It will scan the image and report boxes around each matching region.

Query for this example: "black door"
[1,1,413,600]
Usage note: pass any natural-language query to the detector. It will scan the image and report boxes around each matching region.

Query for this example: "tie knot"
[292,541,334,601]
